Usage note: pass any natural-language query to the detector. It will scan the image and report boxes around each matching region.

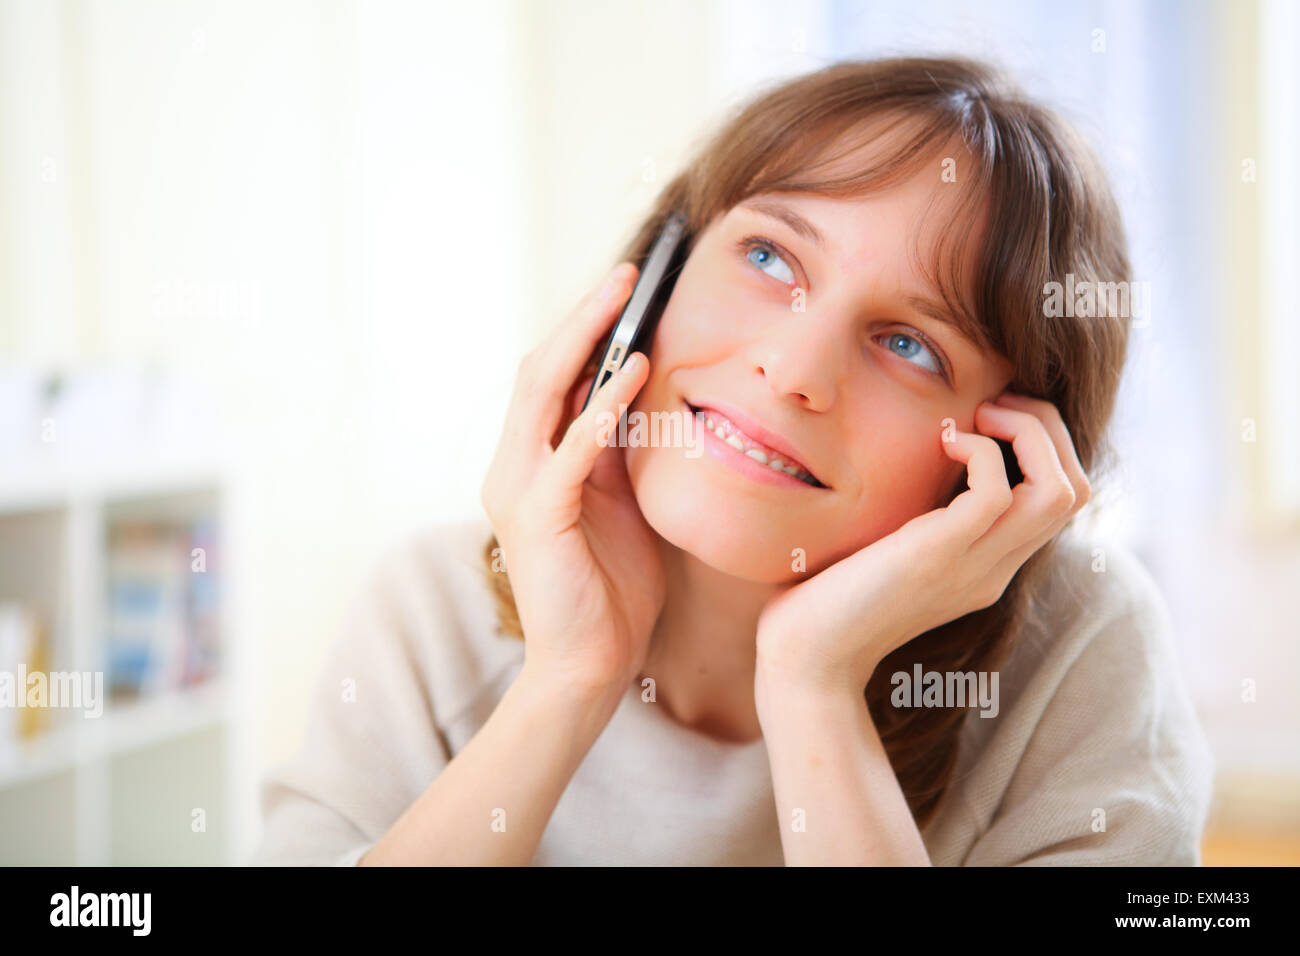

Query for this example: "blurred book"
[0,602,50,749]
[104,514,221,702]
[183,515,222,686]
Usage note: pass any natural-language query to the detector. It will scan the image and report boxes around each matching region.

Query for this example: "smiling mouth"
[687,403,828,489]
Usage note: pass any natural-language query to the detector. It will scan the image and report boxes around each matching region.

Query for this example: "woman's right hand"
[481,262,666,704]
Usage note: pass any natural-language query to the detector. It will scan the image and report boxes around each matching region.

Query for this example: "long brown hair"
[483,56,1132,829]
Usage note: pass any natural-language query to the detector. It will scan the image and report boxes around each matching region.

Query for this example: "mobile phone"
[581,210,691,411]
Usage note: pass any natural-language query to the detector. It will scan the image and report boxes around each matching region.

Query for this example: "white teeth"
[698,405,821,486]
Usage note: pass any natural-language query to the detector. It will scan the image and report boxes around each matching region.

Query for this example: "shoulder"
[933,528,1216,865]
[250,515,511,865]
[997,530,1185,714]
[342,514,523,728]
[365,514,502,622]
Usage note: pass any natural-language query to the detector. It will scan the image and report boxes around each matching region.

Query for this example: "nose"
[752,310,846,411]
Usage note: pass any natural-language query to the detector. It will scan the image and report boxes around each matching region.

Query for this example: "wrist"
[754,660,869,735]
[514,662,628,724]
[754,641,880,701]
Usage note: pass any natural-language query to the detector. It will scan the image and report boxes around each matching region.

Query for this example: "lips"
[687,401,829,488]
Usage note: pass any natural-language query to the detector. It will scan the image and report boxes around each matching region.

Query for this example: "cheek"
[650,310,688,367]
[835,407,964,536]
[631,282,742,420]
[652,267,746,362]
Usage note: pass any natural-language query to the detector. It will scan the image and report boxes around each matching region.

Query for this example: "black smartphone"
[581,210,690,411]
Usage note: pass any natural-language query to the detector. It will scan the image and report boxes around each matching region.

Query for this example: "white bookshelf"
[0,457,252,865]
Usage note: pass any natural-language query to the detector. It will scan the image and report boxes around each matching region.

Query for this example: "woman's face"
[625,163,1016,582]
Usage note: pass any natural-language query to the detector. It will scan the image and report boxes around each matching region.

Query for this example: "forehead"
[735,182,973,279]
[744,121,988,271]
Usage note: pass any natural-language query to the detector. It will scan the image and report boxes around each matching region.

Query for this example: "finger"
[516,262,638,452]
[967,402,1077,555]
[987,513,1071,589]
[983,393,1092,571]
[539,261,639,390]
[559,371,639,498]
[534,351,651,530]
[544,369,597,451]
[993,390,1091,513]
[495,267,634,516]
[937,428,1014,543]
[961,395,1089,602]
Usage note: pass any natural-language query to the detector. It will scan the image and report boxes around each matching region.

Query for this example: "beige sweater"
[250,516,1215,866]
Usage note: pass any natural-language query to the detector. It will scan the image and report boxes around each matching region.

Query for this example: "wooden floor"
[1201,829,1300,866]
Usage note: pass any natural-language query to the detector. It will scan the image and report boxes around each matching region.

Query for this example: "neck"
[638,532,783,745]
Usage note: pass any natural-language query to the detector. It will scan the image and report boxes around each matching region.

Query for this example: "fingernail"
[620,352,642,374]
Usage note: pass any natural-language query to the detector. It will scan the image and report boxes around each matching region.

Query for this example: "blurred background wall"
[0,0,1295,864]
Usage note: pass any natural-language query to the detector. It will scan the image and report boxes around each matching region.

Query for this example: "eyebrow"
[737,196,989,355]
[738,197,827,251]
[903,294,989,355]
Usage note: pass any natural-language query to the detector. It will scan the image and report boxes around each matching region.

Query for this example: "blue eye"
[742,239,796,284]
[881,331,945,378]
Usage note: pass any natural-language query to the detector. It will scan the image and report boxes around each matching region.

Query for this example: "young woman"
[253,56,1214,866]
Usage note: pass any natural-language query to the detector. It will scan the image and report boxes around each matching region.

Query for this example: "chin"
[625,443,817,583]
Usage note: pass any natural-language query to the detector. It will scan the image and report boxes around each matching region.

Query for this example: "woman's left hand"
[754,391,1092,697]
